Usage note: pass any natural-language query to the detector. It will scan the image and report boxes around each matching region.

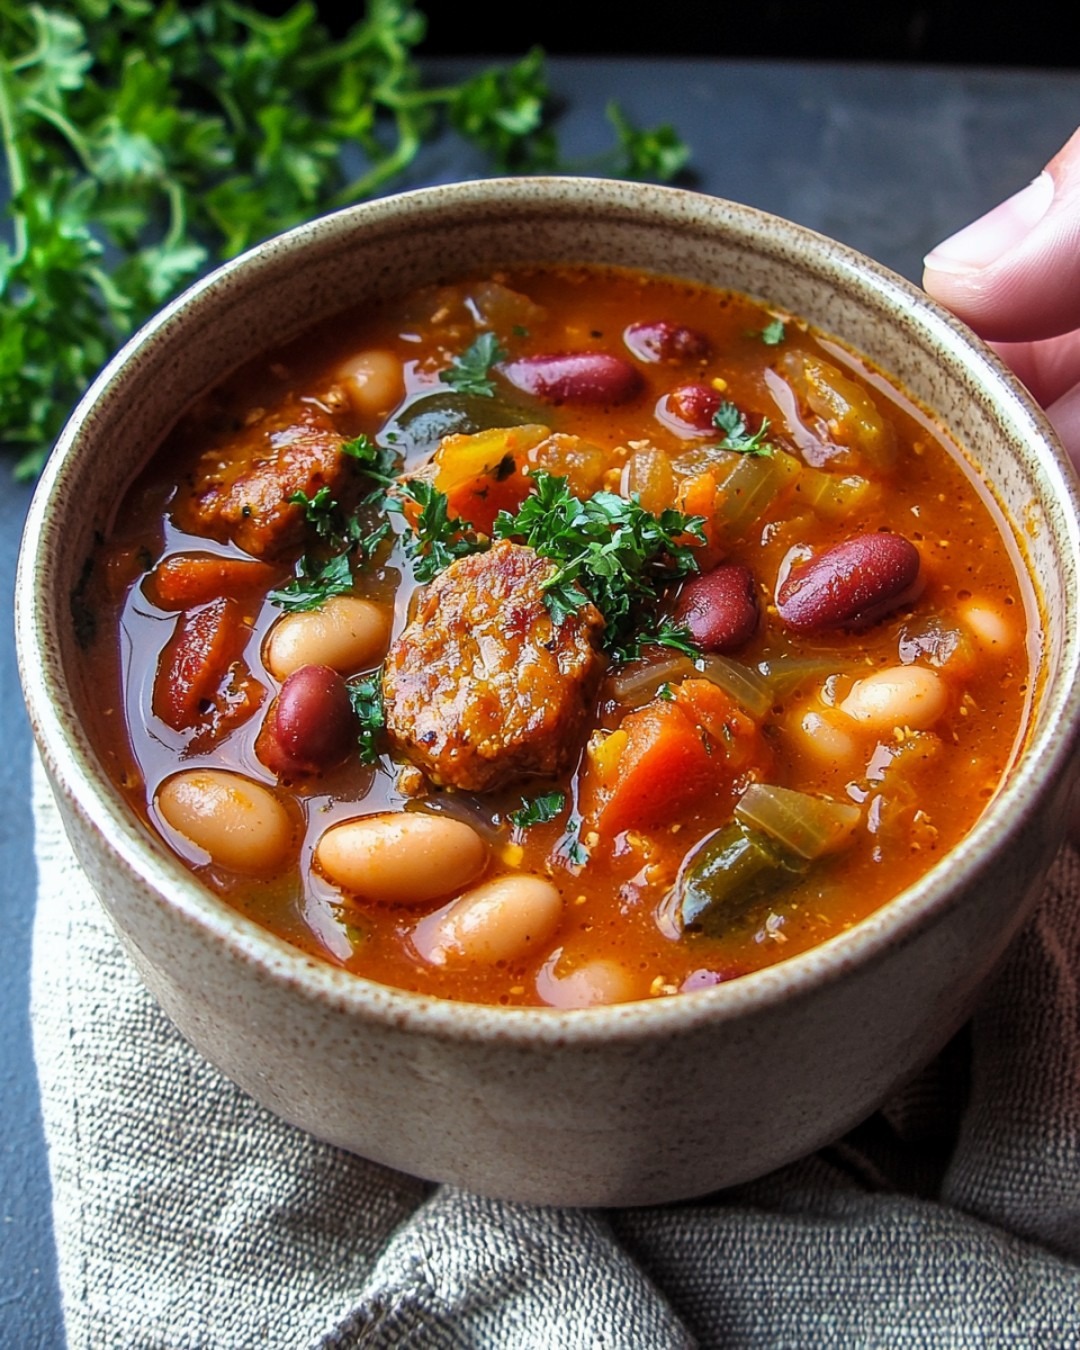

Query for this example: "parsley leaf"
[494,471,705,661]
[557,813,590,868]
[391,479,486,582]
[268,549,355,613]
[509,790,566,829]
[623,617,701,662]
[760,317,786,346]
[342,434,399,495]
[713,402,774,457]
[0,2,692,479]
[605,100,690,182]
[288,486,339,539]
[346,671,385,765]
[448,47,557,172]
[438,332,508,398]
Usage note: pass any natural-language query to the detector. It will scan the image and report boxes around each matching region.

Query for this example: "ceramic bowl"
[16,178,1080,1206]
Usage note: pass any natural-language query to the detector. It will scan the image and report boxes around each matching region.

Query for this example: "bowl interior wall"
[33,182,1074,916]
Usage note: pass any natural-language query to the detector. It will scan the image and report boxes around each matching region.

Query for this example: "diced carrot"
[588,700,718,836]
[676,470,725,568]
[434,426,547,535]
[674,678,772,777]
[145,554,282,609]
[153,598,249,732]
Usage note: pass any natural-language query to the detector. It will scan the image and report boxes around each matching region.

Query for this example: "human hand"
[923,127,1080,471]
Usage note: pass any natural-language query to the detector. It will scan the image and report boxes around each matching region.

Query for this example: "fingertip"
[1046,380,1080,479]
[923,173,1055,278]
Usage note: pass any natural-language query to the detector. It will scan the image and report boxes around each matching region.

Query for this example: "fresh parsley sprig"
[342,434,399,499]
[346,671,386,764]
[390,478,486,583]
[268,549,355,613]
[0,1,691,479]
[438,332,508,398]
[267,430,399,610]
[713,401,774,457]
[494,471,705,661]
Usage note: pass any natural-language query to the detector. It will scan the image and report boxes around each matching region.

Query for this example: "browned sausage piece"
[177,396,348,558]
[383,541,605,792]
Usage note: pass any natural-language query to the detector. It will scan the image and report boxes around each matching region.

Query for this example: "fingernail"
[923,172,1055,275]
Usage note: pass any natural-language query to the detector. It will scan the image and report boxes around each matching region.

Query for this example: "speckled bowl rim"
[17,176,1080,1048]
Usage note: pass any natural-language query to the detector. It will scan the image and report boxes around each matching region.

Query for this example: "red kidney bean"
[673,564,760,652]
[776,532,923,633]
[258,664,355,776]
[624,321,711,363]
[500,352,641,405]
[662,382,722,431]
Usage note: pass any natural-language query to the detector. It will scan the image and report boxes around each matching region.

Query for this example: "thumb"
[923,127,1080,344]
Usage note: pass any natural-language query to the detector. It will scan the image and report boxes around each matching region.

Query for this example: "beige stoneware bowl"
[17,178,1080,1206]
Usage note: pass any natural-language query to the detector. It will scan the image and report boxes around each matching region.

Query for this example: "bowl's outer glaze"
[18,179,1080,1205]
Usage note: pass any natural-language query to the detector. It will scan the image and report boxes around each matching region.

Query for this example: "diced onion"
[735,783,860,860]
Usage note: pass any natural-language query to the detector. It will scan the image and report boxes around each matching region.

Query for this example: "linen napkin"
[31,753,1080,1349]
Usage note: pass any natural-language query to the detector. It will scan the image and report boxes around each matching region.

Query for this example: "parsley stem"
[23,96,95,173]
[329,106,422,207]
[0,60,28,263]
[164,179,187,253]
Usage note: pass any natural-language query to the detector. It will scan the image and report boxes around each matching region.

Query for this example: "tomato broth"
[80,265,1037,1008]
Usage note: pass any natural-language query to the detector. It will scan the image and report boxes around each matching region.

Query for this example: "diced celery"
[795,467,878,522]
[677,821,806,937]
[695,654,773,719]
[735,783,860,860]
[758,656,853,700]
[714,448,801,539]
[782,351,897,472]
[609,656,697,708]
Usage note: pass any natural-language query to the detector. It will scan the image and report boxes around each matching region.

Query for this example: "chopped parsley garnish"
[438,332,508,398]
[509,791,566,829]
[623,617,701,661]
[494,471,705,661]
[713,401,774,456]
[557,813,590,868]
[288,486,339,539]
[390,480,487,583]
[269,550,355,613]
[342,435,400,499]
[269,505,390,611]
[346,672,385,765]
[760,317,787,346]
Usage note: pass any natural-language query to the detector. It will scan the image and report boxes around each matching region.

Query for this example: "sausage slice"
[383,541,605,791]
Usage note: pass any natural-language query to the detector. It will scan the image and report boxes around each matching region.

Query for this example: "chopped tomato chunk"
[153,597,251,732]
[145,554,283,610]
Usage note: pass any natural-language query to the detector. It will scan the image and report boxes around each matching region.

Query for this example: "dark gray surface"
[2,58,1078,1347]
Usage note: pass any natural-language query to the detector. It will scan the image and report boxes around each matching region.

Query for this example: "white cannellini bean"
[157,769,293,872]
[540,957,640,1009]
[335,349,404,417]
[416,874,564,967]
[961,599,1014,651]
[792,709,860,767]
[838,664,948,732]
[314,812,487,905]
[265,594,390,680]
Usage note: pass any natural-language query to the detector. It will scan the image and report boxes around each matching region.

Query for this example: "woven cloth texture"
[30,756,1080,1349]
